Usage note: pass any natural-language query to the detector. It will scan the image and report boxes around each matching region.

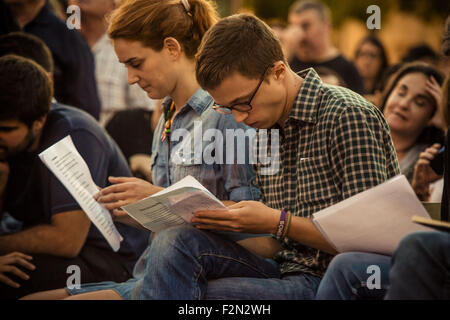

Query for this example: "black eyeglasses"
[213,64,273,115]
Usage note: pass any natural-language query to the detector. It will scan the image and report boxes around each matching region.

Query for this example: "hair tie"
[180,0,192,16]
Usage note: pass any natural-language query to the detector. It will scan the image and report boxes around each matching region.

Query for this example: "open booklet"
[311,175,436,256]
[39,136,123,251]
[121,175,270,241]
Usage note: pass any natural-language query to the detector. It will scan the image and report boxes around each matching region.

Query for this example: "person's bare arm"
[0,210,91,258]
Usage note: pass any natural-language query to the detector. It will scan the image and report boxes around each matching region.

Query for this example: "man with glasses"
[124,13,400,300]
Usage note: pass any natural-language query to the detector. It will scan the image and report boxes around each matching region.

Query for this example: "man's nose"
[231,110,249,123]
[127,70,139,85]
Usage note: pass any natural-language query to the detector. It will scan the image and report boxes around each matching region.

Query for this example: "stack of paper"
[312,175,434,255]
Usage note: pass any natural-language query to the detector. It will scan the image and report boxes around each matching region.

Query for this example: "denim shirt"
[150,88,260,202]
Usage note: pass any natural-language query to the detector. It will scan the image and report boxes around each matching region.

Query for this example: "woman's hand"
[412,143,442,201]
[427,76,444,130]
[94,176,163,211]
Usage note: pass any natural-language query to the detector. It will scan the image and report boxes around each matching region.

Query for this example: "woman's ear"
[163,37,182,60]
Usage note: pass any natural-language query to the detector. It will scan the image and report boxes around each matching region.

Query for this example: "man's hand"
[0,252,35,288]
[94,176,163,211]
[412,143,442,201]
[192,201,280,234]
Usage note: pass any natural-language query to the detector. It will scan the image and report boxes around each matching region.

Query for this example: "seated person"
[353,35,389,96]
[315,67,449,301]
[379,63,444,183]
[412,76,450,202]
[0,54,149,299]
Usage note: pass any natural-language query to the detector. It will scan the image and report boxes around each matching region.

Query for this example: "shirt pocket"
[172,151,219,196]
[297,155,336,204]
[150,152,169,187]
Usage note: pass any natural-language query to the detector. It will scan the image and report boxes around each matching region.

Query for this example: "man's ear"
[163,37,182,60]
[272,61,287,81]
[32,115,47,133]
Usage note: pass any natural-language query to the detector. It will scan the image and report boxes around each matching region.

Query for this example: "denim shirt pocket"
[172,150,219,196]
[151,151,170,188]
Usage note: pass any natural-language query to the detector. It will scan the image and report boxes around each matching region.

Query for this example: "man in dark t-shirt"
[287,1,364,94]
[0,0,101,119]
[0,55,149,299]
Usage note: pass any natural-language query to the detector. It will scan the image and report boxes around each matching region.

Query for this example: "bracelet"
[282,211,292,239]
[275,210,291,240]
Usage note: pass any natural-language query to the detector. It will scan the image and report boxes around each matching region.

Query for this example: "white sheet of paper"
[122,176,225,232]
[39,135,122,251]
[312,175,434,255]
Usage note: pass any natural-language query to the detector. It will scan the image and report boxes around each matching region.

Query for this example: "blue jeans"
[385,231,450,300]
[130,225,321,300]
[315,252,391,300]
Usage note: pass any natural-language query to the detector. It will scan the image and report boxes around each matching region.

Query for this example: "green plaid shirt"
[255,68,400,277]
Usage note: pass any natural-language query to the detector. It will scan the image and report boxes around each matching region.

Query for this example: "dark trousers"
[0,245,131,300]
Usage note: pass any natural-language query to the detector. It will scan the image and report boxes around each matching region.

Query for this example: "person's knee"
[327,252,361,276]
[395,232,431,260]
[151,225,201,255]
[397,232,447,262]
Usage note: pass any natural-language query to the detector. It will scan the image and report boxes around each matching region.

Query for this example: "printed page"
[39,135,122,251]
[122,185,225,233]
[312,175,434,255]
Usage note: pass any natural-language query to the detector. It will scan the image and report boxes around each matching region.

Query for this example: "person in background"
[402,44,440,67]
[287,0,364,94]
[315,66,347,87]
[354,34,389,96]
[380,63,444,183]
[0,0,101,120]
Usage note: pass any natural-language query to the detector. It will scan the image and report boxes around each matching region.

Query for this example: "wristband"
[275,210,290,240]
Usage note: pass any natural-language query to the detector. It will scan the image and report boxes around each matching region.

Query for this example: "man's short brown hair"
[288,0,331,22]
[195,13,286,90]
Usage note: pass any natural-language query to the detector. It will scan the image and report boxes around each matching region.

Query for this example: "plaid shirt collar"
[288,68,323,125]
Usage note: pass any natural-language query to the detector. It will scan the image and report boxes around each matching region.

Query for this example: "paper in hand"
[39,135,123,251]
